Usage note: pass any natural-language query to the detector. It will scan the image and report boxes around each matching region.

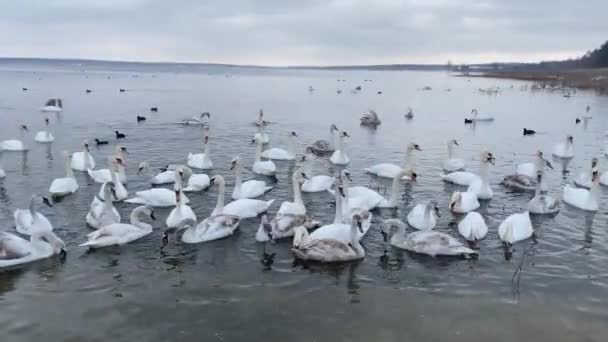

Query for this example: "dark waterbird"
[86,89,92,94]
[115,131,126,139]
[576,118,581,124]
[464,118,473,124]
[22,87,28,91]
[119,88,125,93]
[523,128,536,136]
[137,115,146,122]
[94,138,109,146]
[150,107,158,112]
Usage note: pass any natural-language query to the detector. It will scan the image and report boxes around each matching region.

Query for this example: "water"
[1,61,608,341]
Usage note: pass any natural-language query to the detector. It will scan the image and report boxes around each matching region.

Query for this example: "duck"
[308,124,339,156]
[71,140,95,171]
[86,182,120,229]
[180,112,210,126]
[136,115,146,122]
[40,98,63,112]
[277,169,308,216]
[115,131,126,139]
[150,107,158,112]
[0,124,29,151]
[34,117,54,143]
[252,139,277,176]
[381,219,476,257]
[261,131,298,160]
[528,172,559,214]
[0,231,66,269]
[231,156,272,199]
[14,195,53,236]
[443,139,465,172]
[404,107,414,119]
[187,130,213,169]
[365,142,421,179]
[291,214,365,263]
[442,150,494,186]
[552,135,574,159]
[95,138,109,146]
[80,206,156,248]
[181,166,210,192]
[329,131,351,165]
[166,188,197,228]
[49,151,79,197]
[360,110,381,126]
[209,175,274,219]
[563,169,600,211]
[457,212,488,241]
[466,151,495,199]
[498,211,534,245]
[255,213,320,242]
[448,191,480,213]
[523,128,536,136]
[574,157,598,189]
[407,200,440,230]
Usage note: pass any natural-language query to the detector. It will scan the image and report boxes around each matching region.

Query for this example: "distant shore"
[462,68,608,94]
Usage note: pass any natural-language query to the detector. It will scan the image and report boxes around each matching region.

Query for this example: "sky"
[0,0,606,66]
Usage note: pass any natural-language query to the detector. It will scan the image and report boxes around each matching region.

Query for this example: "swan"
[308,124,338,156]
[552,135,574,159]
[14,195,53,236]
[574,158,598,189]
[516,151,553,178]
[0,150,6,178]
[563,169,600,211]
[230,157,271,198]
[87,146,128,184]
[277,169,308,216]
[40,98,63,112]
[209,175,274,219]
[365,142,421,179]
[381,219,476,257]
[97,158,128,201]
[467,109,494,122]
[181,166,210,192]
[34,117,54,143]
[301,174,334,192]
[329,131,351,165]
[498,211,534,245]
[80,206,156,248]
[528,172,559,214]
[443,139,465,172]
[255,213,320,242]
[125,186,190,207]
[291,214,365,263]
[166,188,197,228]
[180,112,210,126]
[71,140,95,171]
[187,130,213,169]
[1,124,29,151]
[253,124,270,144]
[252,139,276,176]
[407,200,440,230]
[86,182,120,229]
[49,151,79,197]
[261,131,298,160]
[137,162,180,185]
[457,212,488,241]
[442,150,493,186]
[448,191,480,213]
[466,151,495,200]
[360,109,381,126]
[1,231,66,269]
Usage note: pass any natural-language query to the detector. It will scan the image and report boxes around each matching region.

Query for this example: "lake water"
[1,61,608,341]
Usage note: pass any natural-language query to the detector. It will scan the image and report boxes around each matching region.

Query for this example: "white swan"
[180,112,210,126]
[365,142,421,179]
[14,195,53,236]
[137,162,180,185]
[552,135,574,159]
[1,231,66,269]
[49,151,79,197]
[443,139,465,172]
[182,166,210,192]
[407,200,440,231]
[40,98,63,113]
[381,219,476,257]
[1,124,29,151]
[125,178,190,208]
[210,175,274,219]
[253,123,270,144]
[457,212,488,241]
[80,206,156,248]
[71,140,95,171]
[97,158,128,201]
[563,169,600,211]
[329,131,350,165]
[574,158,598,189]
[528,172,559,214]
[360,109,381,126]
[34,117,54,143]
[442,150,494,187]
[308,124,338,156]
[466,151,495,200]
[498,211,534,245]
[516,150,552,178]
[277,169,308,216]
[261,131,298,160]
[255,213,320,242]
[166,188,197,228]
[252,139,276,176]
[301,174,334,192]
[87,146,128,184]
[86,182,120,229]
[231,156,271,199]
[448,191,480,213]
[291,214,365,263]
[187,131,213,169]
[467,109,494,122]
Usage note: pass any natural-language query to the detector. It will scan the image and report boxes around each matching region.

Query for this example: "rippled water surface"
[1,63,608,341]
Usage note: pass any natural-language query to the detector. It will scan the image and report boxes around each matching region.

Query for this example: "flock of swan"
[0,97,603,269]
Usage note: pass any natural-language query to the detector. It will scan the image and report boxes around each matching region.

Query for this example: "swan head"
[44,117,50,125]
[201,112,211,119]
[592,170,599,183]
[295,169,309,182]
[330,124,339,132]
[408,143,422,151]
[290,131,298,137]
[591,157,598,168]
[19,123,29,132]
[428,200,440,217]
[230,157,240,171]
[341,170,352,183]
[449,192,462,211]
[567,135,574,144]
[115,158,125,168]
[117,145,128,155]
[137,161,149,175]
[351,214,364,233]
[44,232,67,257]
[141,206,156,221]
[209,175,224,187]
[104,181,117,200]
[451,139,459,146]
[471,109,478,115]
[340,131,350,138]
[38,195,53,207]
[337,185,346,198]
[405,170,418,183]
[482,151,495,165]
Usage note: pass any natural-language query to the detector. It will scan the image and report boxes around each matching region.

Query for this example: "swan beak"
[111,188,118,201]
[544,159,553,169]
[209,178,216,186]
[449,201,455,210]
[434,207,441,217]
[137,167,143,175]
[357,220,364,234]
[338,186,345,197]
[59,248,67,258]
[301,172,309,180]
[453,140,459,146]
[343,132,350,137]
[116,158,124,166]
[251,139,256,145]
[150,210,157,221]
[230,161,236,170]
[410,173,418,183]
[415,144,422,151]
[85,144,90,152]
[21,125,29,132]
[43,197,53,207]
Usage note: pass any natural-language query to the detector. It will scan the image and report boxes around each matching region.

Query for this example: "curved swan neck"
[329,127,336,149]
[383,219,407,237]
[255,141,263,162]
[64,153,74,178]
[480,160,489,184]
[447,142,454,159]
[424,203,434,220]
[130,207,152,231]
[350,220,360,245]
[28,196,37,216]
[234,162,243,189]
[203,139,210,155]
[292,172,302,205]
[337,134,344,152]
[214,176,226,213]
[590,179,600,200]
[333,185,344,224]
[402,148,415,169]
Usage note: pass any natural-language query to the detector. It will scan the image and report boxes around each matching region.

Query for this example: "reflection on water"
[1,64,608,341]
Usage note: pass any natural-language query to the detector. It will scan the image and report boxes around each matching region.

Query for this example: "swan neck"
[130,207,152,231]
[29,196,37,216]
[337,134,344,151]
[447,142,454,158]
[255,141,262,162]
[388,172,402,205]
[234,164,243,188]
[424,203,433,220]
[292,172,302,205]
[334,186,344,224]
[480,161,489,184]
[215,177,226,213]
[329,128,336,149]
[65,154,74,178]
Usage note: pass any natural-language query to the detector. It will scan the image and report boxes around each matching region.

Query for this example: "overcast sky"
[0,0,605,66]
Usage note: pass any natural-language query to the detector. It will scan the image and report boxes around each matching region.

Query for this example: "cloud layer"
[0,0,605,65]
